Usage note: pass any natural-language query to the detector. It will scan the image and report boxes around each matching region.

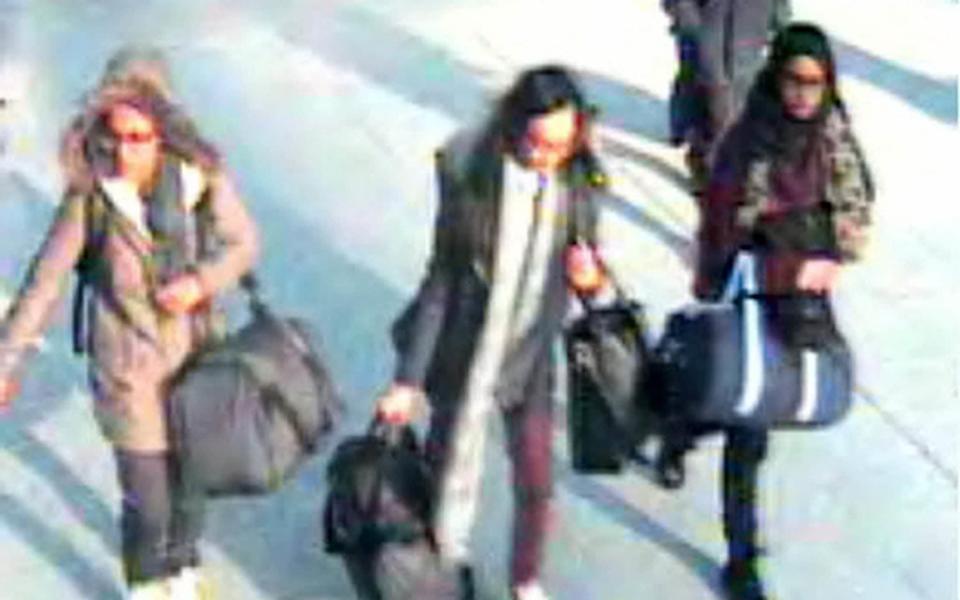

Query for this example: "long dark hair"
[736,22,849,167]
[466,65,605,193]
[61,75,220,194]
[754,22,843,119]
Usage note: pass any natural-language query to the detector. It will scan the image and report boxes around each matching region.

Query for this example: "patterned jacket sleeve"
[823,112,875,261]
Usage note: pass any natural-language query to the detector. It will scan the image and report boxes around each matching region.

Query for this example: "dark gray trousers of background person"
[694,0,777,162]
[659,420,770,563]
[114,450,205,584]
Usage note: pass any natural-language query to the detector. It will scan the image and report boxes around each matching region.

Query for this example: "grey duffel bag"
[168,275,342,497]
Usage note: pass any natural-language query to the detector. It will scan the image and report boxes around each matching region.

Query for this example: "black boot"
[721,558,767,600]
[654,441,687,489]
[654,419,695,490]
[721,429,770,600]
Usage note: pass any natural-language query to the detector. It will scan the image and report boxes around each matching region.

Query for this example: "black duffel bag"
[655,253,854,429]
[564,296,651,473]
[324,420,461,600]
[168,275,341,497]
[323,420,435,554]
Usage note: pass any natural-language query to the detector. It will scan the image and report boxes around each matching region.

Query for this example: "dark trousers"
[661,421,769,562]
[114,450,205,584]
[693,0,775,159]
[425,364,554,587]
[721,427,769,563]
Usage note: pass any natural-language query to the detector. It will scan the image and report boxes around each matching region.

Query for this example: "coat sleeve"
[0,193,87,378]
[694,158,749,300]
[391,152,459,387]
[825,118,875,262]
[193,170,260,297]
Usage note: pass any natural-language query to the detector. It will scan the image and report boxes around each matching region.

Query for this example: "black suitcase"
[323,421,461,600]
[168,276,341,496]
[564,299,650,473]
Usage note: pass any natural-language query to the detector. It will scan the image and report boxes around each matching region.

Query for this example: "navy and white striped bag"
[657,253,854,429]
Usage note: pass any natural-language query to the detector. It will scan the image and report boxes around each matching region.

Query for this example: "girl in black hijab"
[664,23,874,600]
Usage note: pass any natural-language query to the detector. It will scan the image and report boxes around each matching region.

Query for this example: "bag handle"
[721,251,766,417]
[239,273,270,318]
[568,238,633,313]
[721,251,760,302]
[367,416,418,450]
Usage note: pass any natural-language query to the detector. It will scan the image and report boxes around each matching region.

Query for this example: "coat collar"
[97,161,206,240]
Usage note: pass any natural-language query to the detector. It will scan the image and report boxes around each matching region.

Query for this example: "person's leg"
[695,0,737,166]
[728,0,775,114]
[424,394,477,599]
[503,363,554,592]
[670,32,703,147]
[167,455,204,572]
[654,417,698,488]
[114,450,175,587]
[166,453,209,599]
[721,426,770,598]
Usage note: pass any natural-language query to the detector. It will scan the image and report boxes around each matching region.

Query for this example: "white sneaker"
[512,580,551,600]
[128,579,169,600]
[168,567,211,600]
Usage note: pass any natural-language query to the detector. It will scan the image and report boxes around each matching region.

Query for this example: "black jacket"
[391,128,602,408]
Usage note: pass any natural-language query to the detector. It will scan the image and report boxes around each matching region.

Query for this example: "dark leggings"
[692,0,774,158]
[661,421,769,562]
[114,450,205,584]
[721,427,769,562]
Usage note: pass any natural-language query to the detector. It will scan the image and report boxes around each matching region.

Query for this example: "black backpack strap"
[72,192,109,355]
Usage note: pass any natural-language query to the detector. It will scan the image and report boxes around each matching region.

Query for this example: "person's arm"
[0,193,87,399]
[378,152,461,423]
[568,187,618,300]
[789,114,875,293]
[155,169,259,313]
[694,169,749,300]
[827,116,874,263]
[390,152,459,388]
[192,170,259,296]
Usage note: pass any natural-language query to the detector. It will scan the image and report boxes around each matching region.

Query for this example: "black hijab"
[741,23,841,166]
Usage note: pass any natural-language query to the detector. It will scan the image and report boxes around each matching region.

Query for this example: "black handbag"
[656,253,854,429]
[564,295,650,473]
[323,420,462,600]
[323,420,436,554]
[167,275,341,497]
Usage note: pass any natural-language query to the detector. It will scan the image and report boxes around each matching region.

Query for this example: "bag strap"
[721,251,760,302]
[722,251,766,418]
[72,192,110,354]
